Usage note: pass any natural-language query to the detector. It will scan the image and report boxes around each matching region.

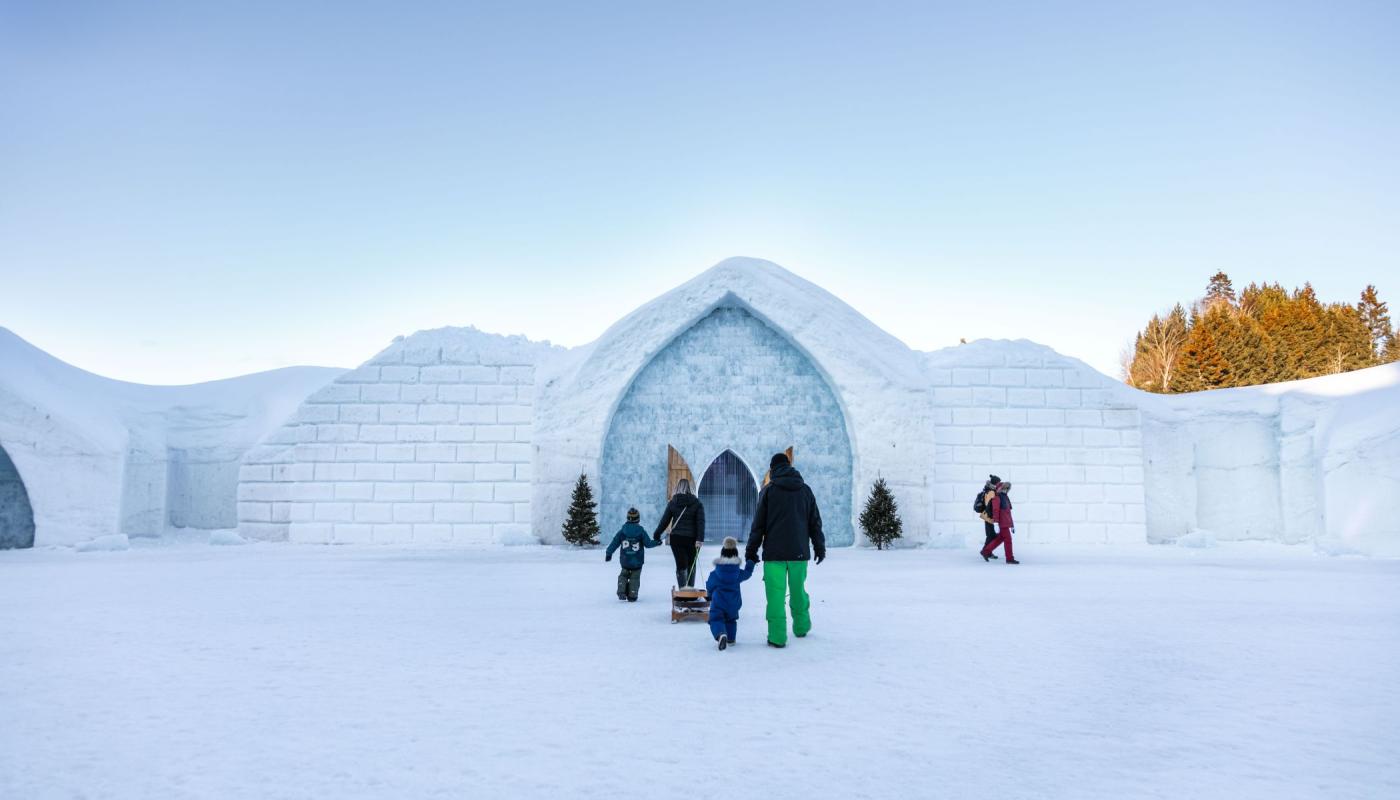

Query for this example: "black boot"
[717,634,728,651]
[676,570,687,589]
[981,551,991,562]
[1006,558,1021,564]
[767,640,785,649]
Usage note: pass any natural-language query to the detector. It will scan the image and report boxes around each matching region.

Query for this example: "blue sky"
[2,0,1397,384]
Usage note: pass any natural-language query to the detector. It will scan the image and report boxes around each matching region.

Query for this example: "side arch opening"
[0,444,36,550]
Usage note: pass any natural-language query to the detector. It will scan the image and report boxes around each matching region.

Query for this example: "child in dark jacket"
[704,536,757,650]
[606,507,662,601]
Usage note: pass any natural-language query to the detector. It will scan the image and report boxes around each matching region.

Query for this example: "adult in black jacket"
[653,478,705,587]
[746,453,825,647]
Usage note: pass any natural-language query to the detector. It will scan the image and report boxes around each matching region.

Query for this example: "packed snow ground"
[2,543,1397,799]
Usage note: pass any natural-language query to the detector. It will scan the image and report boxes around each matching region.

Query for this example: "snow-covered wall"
[237,328,561,544]
[0,327,340,547]
[1139,363,1400,555]
[924,341,1148,545]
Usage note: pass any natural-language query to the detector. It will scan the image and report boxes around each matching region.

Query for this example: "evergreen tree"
[1205,271,1236,307]
[1171,316,1231,392]
[1279,284,1328,379]
[1357,285,1393,362]
[1239,282,1290,381]
[1383,334,1400,364]
[1320,303,1374,374]
[1212,307,1276,387]
[561,473,600,546]
[1239,282,1289,322]
[858,477,903,550]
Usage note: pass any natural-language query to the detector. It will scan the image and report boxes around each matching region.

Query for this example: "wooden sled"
[670,586,710,624]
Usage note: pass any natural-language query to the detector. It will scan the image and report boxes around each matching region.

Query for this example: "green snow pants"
[617,567,641,600]
[762,560,811,646]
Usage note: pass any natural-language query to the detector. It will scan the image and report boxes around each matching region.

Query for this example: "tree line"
[1125,273,1397,393]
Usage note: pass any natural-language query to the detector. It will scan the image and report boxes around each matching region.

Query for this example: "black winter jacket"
[745,464,825,562]
[653,492,706,542]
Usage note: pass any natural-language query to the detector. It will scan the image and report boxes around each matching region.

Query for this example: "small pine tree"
[561,473,600,546]
[858,477,903,550]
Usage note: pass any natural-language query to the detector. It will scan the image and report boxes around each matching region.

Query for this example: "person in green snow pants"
[745,452,826,648]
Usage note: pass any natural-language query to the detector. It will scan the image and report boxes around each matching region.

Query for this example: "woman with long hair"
[653,478,706,587]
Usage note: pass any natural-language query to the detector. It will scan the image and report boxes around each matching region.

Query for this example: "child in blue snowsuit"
[605,507,662,602]
[704,536,757,651]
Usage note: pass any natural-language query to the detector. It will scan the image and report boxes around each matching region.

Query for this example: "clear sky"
[2,0,1397,384]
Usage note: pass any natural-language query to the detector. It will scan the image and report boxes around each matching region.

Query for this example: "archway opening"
[697,450,758,543]
[0,445,35,550]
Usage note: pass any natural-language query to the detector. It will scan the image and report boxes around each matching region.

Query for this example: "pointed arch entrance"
[0,444,35,550]
[600,304,853,544]
[697,450,758,542]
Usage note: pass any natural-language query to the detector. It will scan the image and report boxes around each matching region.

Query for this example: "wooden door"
[762,446,795,487]
[667,445,694,499]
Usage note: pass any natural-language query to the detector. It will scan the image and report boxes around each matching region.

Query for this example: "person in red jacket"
[980,481,1020,564]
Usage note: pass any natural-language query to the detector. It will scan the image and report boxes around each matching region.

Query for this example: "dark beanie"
[626,507,640,523]
[770,452,790,469]
[988,474,1002,485]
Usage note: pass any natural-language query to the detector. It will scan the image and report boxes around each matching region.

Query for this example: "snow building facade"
[3,258,1396,554]
[230,258,1400,555]
[234,258,1153,548]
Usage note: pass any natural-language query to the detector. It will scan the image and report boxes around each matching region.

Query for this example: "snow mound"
[1177,530,1218,549]
[922,532,968,550]
[75,534,130,552]
[497,527,540,546]
[209,530,247,546]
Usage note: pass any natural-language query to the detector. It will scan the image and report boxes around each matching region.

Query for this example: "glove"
[815,553,826,565]
[695,541,702,551]
[605,553,612,562]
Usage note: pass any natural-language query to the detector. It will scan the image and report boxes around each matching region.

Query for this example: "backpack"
[973,490,987,515]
